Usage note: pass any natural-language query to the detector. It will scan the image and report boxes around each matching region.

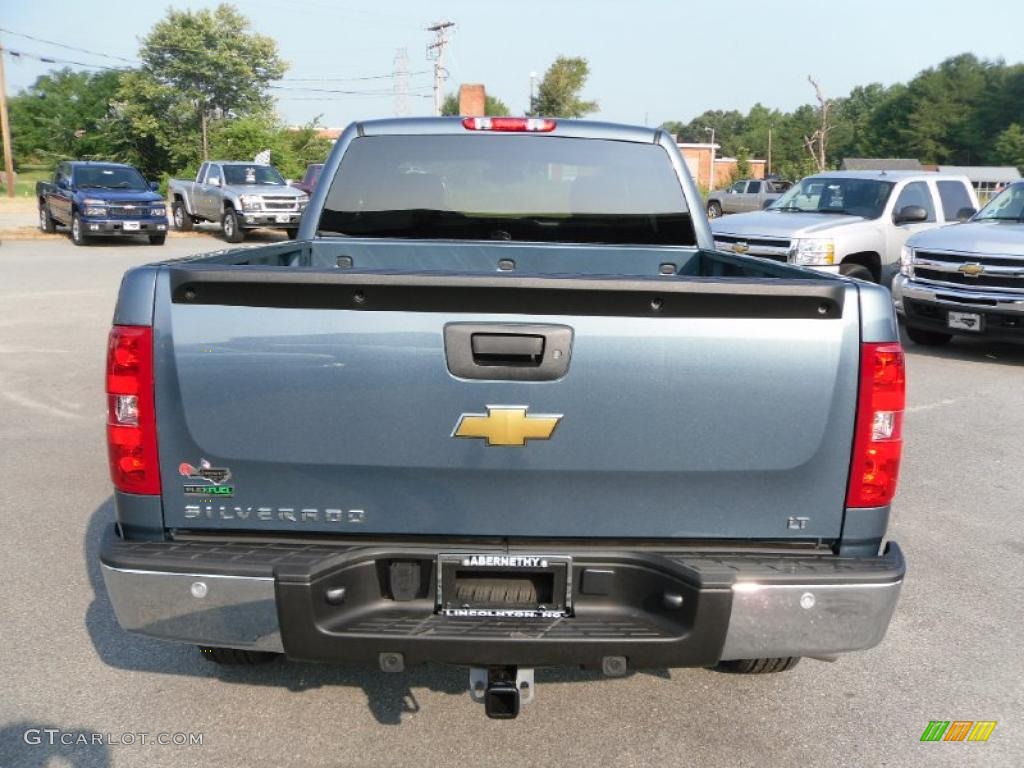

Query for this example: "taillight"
[461,117,556,132]
[106,325,161,495]
[846,342,905,507]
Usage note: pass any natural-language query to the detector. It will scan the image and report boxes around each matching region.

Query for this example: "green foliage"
[6,69,123,167]
[993,123,1024,169]
[735,147,752,179]
[208,116,333,179]
[440,93,511,116]
[664,54,1024,177]
[531,56,598,118]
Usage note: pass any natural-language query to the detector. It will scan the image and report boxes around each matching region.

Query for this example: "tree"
[531,56,598,118]
[803,76,834,171]
[440,93,511,116]
[132,3,286,160]
[993,123,1024,170]
[7,69,122,165]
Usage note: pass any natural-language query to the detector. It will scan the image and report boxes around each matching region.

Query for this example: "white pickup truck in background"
[710,171,979,283]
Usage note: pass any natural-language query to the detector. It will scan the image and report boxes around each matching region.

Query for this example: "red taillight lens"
[461,117,556,132]
[106,325,161,495]
[846,342,905,507]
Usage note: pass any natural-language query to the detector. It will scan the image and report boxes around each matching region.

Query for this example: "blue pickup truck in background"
[37,161,168,246]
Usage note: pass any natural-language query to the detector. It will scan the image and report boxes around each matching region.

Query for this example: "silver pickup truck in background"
[894,180,1024,345]
[168,161,309,243]
[706,178,791,218]
[100,116,906,720]
[711,171,978,283]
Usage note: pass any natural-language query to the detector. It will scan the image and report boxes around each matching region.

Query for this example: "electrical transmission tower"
[393,48,410,117]
[426,20,455,116]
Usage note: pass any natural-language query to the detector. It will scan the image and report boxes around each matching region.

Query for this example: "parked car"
[894,180,1024,345]
[710,171,979,283]
[36,161,168,246]
[706,178,791,218]
[101,116,905,720]
[291,163,324,196]
[168,161,309,243]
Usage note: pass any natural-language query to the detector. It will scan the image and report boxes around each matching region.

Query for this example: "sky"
[4,0,1023,130]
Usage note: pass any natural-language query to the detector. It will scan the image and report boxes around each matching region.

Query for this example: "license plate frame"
[948,311,982,332]
[436,554,572,618]
[123,221,141,231]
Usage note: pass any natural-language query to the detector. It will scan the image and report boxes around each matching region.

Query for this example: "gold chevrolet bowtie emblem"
[453,406,562,447]
[732,242,749,254]
[958,263,985,277]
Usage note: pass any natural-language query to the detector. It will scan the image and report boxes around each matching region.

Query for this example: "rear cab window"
[318,134,695,246]
[936,180,975,221]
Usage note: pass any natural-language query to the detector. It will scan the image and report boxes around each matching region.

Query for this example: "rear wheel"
[70,213,88,246]
[905,325,953,347]
[839,262,875,282]
[707,201,723,219]
[715,657,801,674]
[39,203,57,233]
[149,234,167,245]
[198,646,280,665]
[172,200,193,231]
[222,208,245,243]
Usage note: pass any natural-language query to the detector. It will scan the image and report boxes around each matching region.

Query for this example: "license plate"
[123,221,141,231]
[275,214,291,224]
[948,311,982,332]
[436,554,572,618]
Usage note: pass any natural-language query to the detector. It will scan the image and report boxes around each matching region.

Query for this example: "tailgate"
[154,268,860,540]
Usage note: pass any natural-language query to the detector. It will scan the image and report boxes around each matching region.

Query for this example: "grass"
[0,167,51,198]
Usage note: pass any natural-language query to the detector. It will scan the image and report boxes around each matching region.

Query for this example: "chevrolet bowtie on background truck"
[37,161,168,246]
[894,179,1024,345]
[711,170,978,284]
[168,161,309,243]
[101,116,906,720]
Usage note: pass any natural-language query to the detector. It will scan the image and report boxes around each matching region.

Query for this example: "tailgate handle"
[471,333,544,366]
[445,323,573,381]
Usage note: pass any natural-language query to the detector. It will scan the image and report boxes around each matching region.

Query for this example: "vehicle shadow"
[899,325,1024,367]
[189,223,289,244]
[0,722,111,768]
[83,499,665,725]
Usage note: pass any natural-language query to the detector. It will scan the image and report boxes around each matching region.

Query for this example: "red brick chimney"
[458,84,486,117]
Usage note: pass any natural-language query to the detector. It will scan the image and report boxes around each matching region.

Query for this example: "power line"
[3,47,128,72]
[0,26,137,64]
[280,70,430,83]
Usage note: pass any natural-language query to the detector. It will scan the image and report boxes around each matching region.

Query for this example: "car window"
[747,181,761,193]
[893,181,936,222]
[730,181,746,193]
[936,180,975,221]
[222,165,286,186]
[197,162,209,182]
[205,165,222,185]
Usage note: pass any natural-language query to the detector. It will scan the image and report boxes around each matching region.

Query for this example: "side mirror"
[894,205,928,224]
[207,177,221,187]
[149,181,160,191]
[955,206,977,223]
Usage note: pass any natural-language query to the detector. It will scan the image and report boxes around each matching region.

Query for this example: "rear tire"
[707,201,723,219]
[222,208,245,243]
[905,325,953,347]
[70,213,87,246]
[172,200,193,232]
[149,234,167,245]
[839,262,875,282]
[716,657,801,674]
[39,203,56,233]
[198,646,279,665]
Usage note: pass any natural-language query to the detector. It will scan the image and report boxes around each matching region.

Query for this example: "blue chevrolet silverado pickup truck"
[100,116,906,719]
[37,161,168,245]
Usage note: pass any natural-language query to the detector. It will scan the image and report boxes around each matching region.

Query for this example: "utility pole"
[529,71,538,115]
[393,48,410,117]
[0,44,16,197]
[704,126,716,191]
[426,20,454,117]
[767,127,773,177]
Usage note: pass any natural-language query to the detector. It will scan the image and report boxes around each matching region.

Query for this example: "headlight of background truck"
[150,206,166,217]
[900,245,913,276]
[83,199,107,217]
[297,195,309,210]
[790,238,836,266]
[240,195,262,212]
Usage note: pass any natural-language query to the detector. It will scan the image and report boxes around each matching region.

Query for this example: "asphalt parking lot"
[0,234,1021,768]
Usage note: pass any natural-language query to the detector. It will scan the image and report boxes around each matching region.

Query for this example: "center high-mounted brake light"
[462,117,556,132]
[846,342,905,508]
[106,325,161,495]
